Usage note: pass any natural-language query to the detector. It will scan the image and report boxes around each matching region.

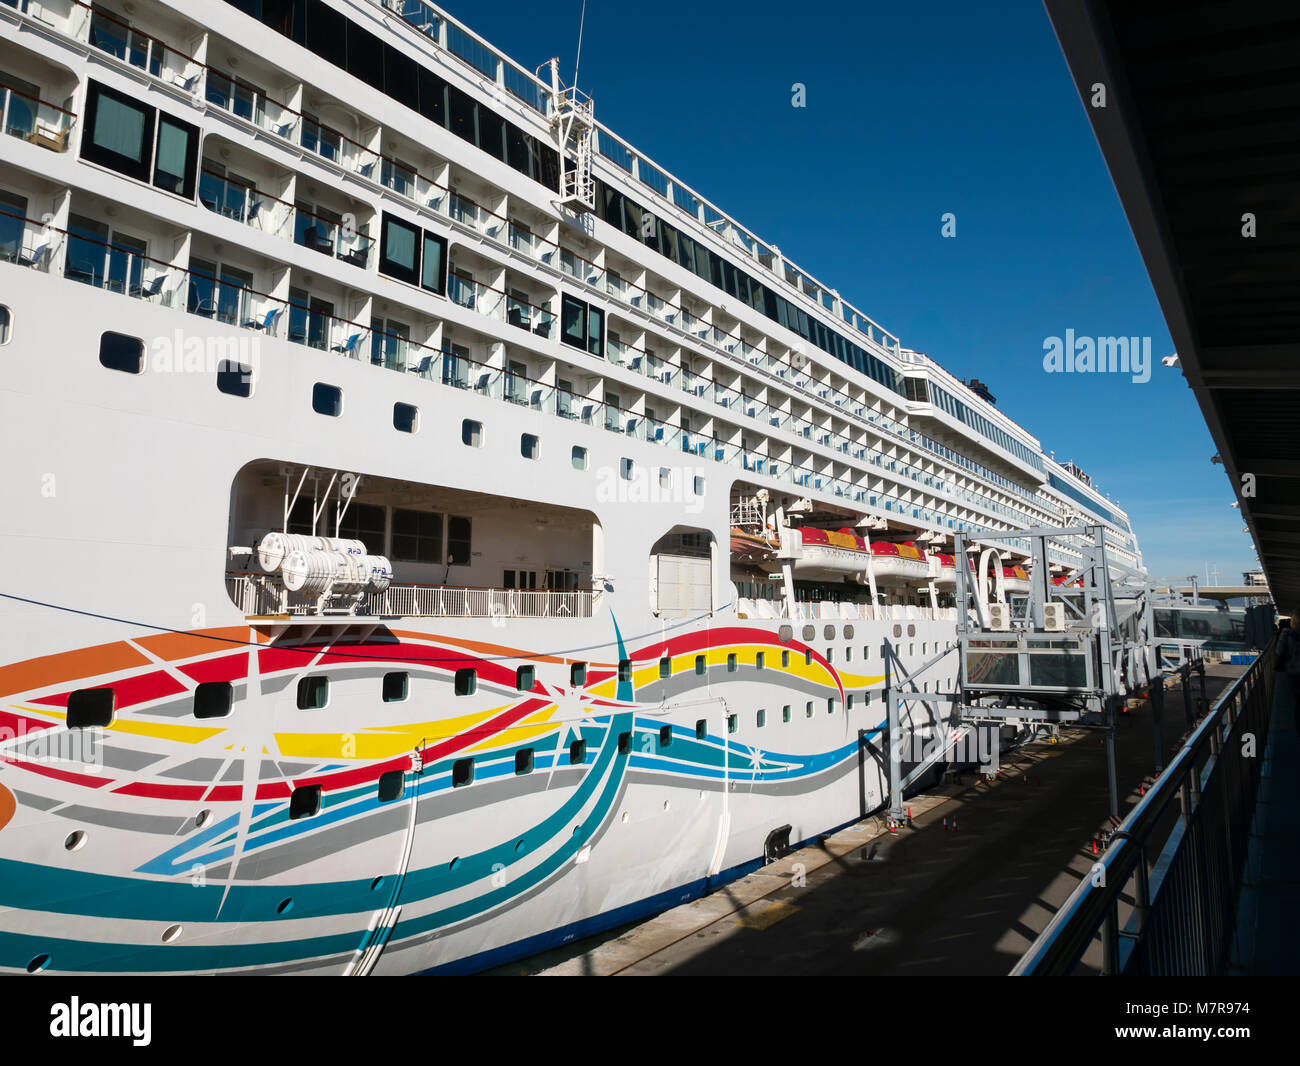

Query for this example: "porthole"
[571,445,587,470]
[805,702,814,718]
[277,898,294,915]
[694,654,706,675]
[27,954,50,974]
[695,719,707,740]
[462,419,483,446]
[755,652,765,670]
[0,305,10,345]
[782,705,791,723]
[451,758,474,787]
[217,359,253,397]
[67,688,114,729]
[620,457,633,480]
[893,624,903,638]
[569,738,586,764]
[907,624,917,637]
[99,330,143,374]
[382,671,409,703]
[394,402,419,433]
[778,625,793,643]
[515,665,535,691]
[693,476,705,496]
[64,830,87,852]
[521,432,539,459]
[756,709,766,728]
[658,725,672,748]
[195,810,212,829]
[515,748,534,775]
[726,653,737,672]
[824,625,835,640]
[377,769,405,802]
[781,650,790,668]
[802,625,815,641]
[289,784,322,819]
[454,668,476,695]
[312,382,342,417]
[161,924,183,943]
[617,731,632,754]
[659,657,671,679]
[370,876,385,891]
[297,675,328,710]
[193,681,233,719]
[844,624,855,639]
[570,662,587,686]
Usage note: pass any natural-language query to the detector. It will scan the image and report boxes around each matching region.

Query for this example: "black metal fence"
[1013,641,1276,974]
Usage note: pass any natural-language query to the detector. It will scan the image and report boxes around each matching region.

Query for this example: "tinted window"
[83,82,154,182]
[378,213,419,285]
[99,331,144,374]
[561,294,586,350]
[153,114,198,198]
[216,359,253,397]
[421,233,446,294]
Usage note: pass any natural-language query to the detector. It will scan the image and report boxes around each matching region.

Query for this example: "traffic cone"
[942,816,949,832]
[952,816,958,833]
[1139,782,1146,796]
[1090,837,1098,855]
[906,806,913,828]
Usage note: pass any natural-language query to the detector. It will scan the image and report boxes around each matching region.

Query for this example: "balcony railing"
[0,82,75,152]
[293,204,373,270]
[87,3,200,89]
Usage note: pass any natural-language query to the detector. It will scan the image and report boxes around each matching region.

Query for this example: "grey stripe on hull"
[11,789,59,810]
[202,805,410,882]
[136,685,248,718]
[7,734,163,772]
[414,764,583,826]
[54,804,192,835]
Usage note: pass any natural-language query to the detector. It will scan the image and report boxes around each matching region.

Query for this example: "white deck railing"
[225,573,593,619]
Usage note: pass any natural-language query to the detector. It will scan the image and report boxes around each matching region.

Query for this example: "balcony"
[198,169,294,240]
[0,81,75,152]
[293,204,373,270]
[86,3,200,90]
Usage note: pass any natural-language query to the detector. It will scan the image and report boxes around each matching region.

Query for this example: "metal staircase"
[542,59,596,213]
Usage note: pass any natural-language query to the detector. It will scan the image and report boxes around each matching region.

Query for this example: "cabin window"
[620,458,633,480]
[217,360,253,397]
[617,731,632,754]
[0,306,9,345]
[781,650,790,668]
[570,662,586,686]
[297,676,328,710]
[99,331,144,374]
[421,233,447,294]
[755,652,765,670]
[462,419,483,446]
[726,653,737,673]
[394,402,419,433]
[695,719,707,740]
[756,709,766,728]
[83,81,154,182]
[571,446,588,470]
[727,714,738,734]
[659,657,671,679]
[382,672,408,703]
[312,383,342,416]
[289,784,321,819]
[569,739,586,764]
[454,668,476,696]
[451,758,474,787]
[193,681,233,720]
[695,655,706,675]
[782,705,791,723]
[515,748,534,775]
[521,433,539,459]
[377,770,405,802]
[778,625,793,643]
[805,702,814,718]
[618,659,632,682]
[693,476,705,496]
[515,665,535,691]
[658,725,672,748]
[153,114,199,198]
[67,688,114,729]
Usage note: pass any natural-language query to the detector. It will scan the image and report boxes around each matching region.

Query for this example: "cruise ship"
[0,0,1143,975]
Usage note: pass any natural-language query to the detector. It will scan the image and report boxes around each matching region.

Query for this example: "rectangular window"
[561,293,586,351]
[515,665,535,691]
[452,757,474,786]
[447,516,472,566]
[695,719,707,740]
[454,668,476,696]
[378,213,419,285]
[570,662,586,686]
[421,232,447,294]
[586,306,604,357]
[392,508,442,563]
[83,81,154,182]
[514,748,534,775]
[382,671,408,703]
[153,115,198,198]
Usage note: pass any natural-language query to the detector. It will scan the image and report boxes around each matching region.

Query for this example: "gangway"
[543,59,596,214]
[886,524,1159,828]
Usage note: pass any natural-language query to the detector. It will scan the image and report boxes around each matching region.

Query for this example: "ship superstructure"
[0,0,1140,974]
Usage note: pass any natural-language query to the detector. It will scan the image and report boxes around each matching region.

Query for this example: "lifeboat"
[786,528,929,584]
[730,526,778,564]
[1001,565,1030,594]
[1052,573,1084,588]
[931,552,976,588]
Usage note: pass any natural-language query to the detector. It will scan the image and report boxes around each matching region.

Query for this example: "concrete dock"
[491,663,1246,976]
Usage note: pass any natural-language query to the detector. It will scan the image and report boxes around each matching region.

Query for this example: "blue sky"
[440,0,1256,584]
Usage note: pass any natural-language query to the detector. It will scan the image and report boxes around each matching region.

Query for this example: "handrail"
[1012,644,1277,975]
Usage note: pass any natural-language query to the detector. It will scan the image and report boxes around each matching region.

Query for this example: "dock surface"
[491,664,1247,976]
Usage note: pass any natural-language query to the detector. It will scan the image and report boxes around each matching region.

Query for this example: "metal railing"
[0,82,75,152]
[225,572,593,618]
[1013,641,1277,975]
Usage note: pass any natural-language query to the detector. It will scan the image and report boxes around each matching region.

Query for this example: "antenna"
[573,0,588,89]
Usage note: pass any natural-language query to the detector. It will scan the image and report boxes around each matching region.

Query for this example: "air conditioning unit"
[986,604,1012,631]
[1042,602,1066,631]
